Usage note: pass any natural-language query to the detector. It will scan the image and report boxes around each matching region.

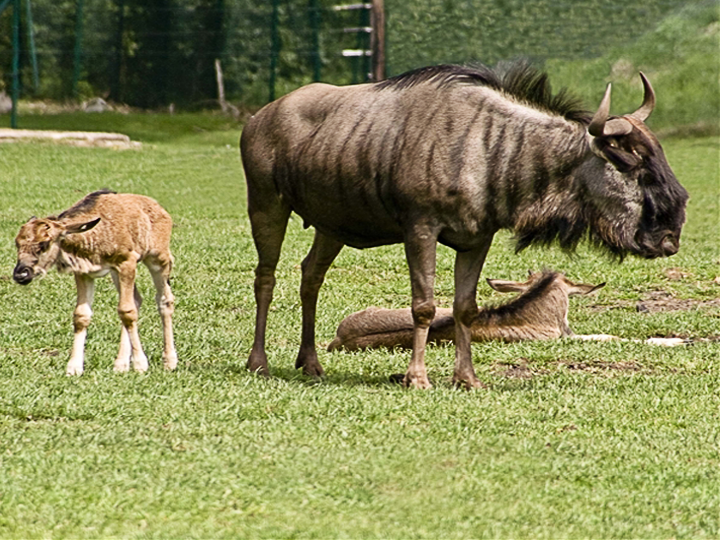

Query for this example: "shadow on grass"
[206,361,408,390]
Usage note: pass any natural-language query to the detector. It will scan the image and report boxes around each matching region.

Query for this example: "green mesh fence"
[0,0,716,128]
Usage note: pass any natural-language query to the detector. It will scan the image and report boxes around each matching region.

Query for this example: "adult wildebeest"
[240,62,688,389]
[13,190,177,375]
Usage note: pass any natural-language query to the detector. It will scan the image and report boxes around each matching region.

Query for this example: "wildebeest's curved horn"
[588,84,612,137]
[629,72,655,122]
[588,83,633,137]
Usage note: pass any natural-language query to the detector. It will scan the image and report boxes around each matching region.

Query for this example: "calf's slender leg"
[452,240,492,389]
[111,269,142,372]
[114,258,148,372]
[247,201,292,376]
[296,231,344,377]
[402,225,439,389]
[146,257,178,370]
[67,274,95,376]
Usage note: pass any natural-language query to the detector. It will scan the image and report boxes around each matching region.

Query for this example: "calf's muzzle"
[13,263,34,285]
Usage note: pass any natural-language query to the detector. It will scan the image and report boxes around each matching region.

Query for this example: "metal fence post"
[11,0,19,128]
[26,0,39,92]
[72,0,84,98]
[269,0,280,102]
[309,0,321,82]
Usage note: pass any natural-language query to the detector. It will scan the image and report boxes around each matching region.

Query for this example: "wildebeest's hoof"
[247,357,270,377]
[453,376,487,390]
[403,373,432,389]
[301,363,325,378]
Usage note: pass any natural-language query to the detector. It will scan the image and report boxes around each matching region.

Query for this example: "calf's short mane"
[373,62,590,123]
[55,188,116,220]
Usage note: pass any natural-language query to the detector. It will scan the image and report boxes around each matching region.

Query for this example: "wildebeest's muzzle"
[635,229,680,259]
[13,262,34,285]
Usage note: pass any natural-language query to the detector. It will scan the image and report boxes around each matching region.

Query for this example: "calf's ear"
[486,278,527,293]
[569,282,606,296]
[65,217,101,234]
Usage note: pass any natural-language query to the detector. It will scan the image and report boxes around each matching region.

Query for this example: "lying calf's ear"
[569,282,606,296]
[65,217,101,234]
[486,278,527,293]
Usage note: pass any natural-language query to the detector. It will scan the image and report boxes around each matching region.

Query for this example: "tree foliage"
[0,0,713,122]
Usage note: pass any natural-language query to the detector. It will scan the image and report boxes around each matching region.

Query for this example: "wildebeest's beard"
[512,148,688,261]
[632,158,689,259]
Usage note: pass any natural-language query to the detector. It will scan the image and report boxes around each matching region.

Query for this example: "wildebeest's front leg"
[403,225,440,389]
[452,240,492,389]
[67,274,95,376]
[113,259,148,372]
[297,231,344,377]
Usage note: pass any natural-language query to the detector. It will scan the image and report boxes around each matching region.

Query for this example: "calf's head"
[13,217,100,285]
[582,73,689,259]
[487,270,605,297]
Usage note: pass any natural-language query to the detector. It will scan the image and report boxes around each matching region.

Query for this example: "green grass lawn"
[0,115,718,538]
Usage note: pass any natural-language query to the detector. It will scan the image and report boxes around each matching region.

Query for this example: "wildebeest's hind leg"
[247,200,292,376]
[297,230,344,377]
[452,240,492,389]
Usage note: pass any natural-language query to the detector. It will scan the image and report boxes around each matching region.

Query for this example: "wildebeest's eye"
[37,241,50,253]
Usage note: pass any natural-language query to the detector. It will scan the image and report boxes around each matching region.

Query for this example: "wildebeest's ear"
[594,138,643,173]
[65,217,101,234]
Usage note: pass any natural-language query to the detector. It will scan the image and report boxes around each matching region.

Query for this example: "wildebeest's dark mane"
[55,188,116,220]
[374,61,590,123]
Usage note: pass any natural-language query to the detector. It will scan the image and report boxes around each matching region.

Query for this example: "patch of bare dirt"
[559,359,641,373]
[492,358,544,379]
[590,289,720,314]
[492,357,650,380]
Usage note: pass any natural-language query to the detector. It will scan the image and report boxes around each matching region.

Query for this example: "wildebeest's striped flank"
[240,61,689,389]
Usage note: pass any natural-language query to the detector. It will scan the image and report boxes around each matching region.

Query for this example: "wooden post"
[215,58,227,113]
[370,0,385,81]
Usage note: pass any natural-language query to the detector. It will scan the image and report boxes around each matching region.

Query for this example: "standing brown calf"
[13,189,177,375]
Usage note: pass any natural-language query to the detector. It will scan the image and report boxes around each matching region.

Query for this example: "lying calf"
[328,270,686,351]
[13,189,178,375]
